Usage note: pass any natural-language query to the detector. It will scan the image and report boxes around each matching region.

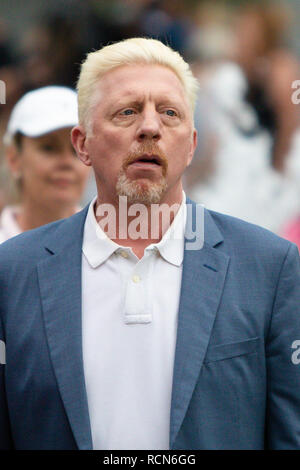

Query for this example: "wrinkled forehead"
[93,64,191,111]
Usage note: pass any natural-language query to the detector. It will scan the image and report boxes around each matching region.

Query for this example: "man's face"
[73,64,197,206]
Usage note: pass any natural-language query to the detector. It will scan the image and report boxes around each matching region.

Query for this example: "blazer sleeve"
[266,243,300,449]
[0,314,14,449]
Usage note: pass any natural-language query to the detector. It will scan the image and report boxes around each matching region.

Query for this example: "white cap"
[4,86,78,145]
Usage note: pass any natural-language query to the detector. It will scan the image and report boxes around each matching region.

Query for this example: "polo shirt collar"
[82,193,186,268]
[146,192,186,266]
[82,197,120,268]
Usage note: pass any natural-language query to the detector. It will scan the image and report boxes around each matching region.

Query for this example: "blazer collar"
[43,204,89,255]
[185,196,224,249]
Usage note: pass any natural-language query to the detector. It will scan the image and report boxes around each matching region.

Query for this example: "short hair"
[76,37,199,130]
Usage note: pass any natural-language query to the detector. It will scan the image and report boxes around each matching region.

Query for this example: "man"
[0,38,299,450]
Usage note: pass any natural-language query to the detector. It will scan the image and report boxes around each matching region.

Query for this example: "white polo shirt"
[81,194,186,450]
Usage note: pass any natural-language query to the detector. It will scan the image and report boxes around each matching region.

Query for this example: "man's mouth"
[129,154,162,166]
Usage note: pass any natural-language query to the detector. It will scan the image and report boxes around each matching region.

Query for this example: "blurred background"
[0,0,300,245]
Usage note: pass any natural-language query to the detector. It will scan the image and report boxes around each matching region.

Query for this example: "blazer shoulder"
[0,205,88,267]
[0,218,63,258]
[207,208,297,257]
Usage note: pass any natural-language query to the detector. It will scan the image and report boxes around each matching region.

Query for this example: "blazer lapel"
[37,207,93,450]
[170,203,230,448]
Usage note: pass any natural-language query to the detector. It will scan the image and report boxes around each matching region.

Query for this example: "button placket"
[124,255,152,324]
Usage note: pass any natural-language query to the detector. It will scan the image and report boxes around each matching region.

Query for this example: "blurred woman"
[0,86,90,243]
[233,1,300,173]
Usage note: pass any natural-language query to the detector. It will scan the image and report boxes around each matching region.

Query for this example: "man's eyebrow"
[113,98,144,108]
[157,98,184,107]
[111,95,185,109]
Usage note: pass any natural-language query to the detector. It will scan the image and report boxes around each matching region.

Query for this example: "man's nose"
[136,108,161,142]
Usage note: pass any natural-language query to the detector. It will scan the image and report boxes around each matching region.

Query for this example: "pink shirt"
[281,216,300,251]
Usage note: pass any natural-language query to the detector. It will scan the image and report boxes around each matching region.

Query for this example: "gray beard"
[115,172,168,205]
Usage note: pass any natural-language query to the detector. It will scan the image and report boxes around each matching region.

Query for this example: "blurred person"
[20,14,85,91]
[0,18,24,211]
[0,86,90,243]
[0,38,299,450]
[85,0,142,44]
[185,1,300,234]
[0,18,22,106]
[139,0,194,55]
[233,1,300,173]
[187,59,300,233]
[183,3,234,192]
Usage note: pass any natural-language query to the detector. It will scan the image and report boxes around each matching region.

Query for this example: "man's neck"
[94,190,184,259]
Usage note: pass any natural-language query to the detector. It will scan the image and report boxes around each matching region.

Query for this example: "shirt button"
[132,275,141,283]
[120,250,128,258]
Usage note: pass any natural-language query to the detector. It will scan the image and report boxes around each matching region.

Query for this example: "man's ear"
[71,125,92,167]
[187,128,197,167]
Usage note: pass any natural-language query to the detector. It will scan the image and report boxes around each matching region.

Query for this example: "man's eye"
[165,109,177,117]
[120,109,135,116]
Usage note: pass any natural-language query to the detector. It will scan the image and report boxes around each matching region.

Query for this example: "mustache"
[122,142,168,176]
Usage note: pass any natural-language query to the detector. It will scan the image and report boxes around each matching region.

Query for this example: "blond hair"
[76,37,199,130]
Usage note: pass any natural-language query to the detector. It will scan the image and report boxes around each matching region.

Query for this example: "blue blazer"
[0,198,299,449]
